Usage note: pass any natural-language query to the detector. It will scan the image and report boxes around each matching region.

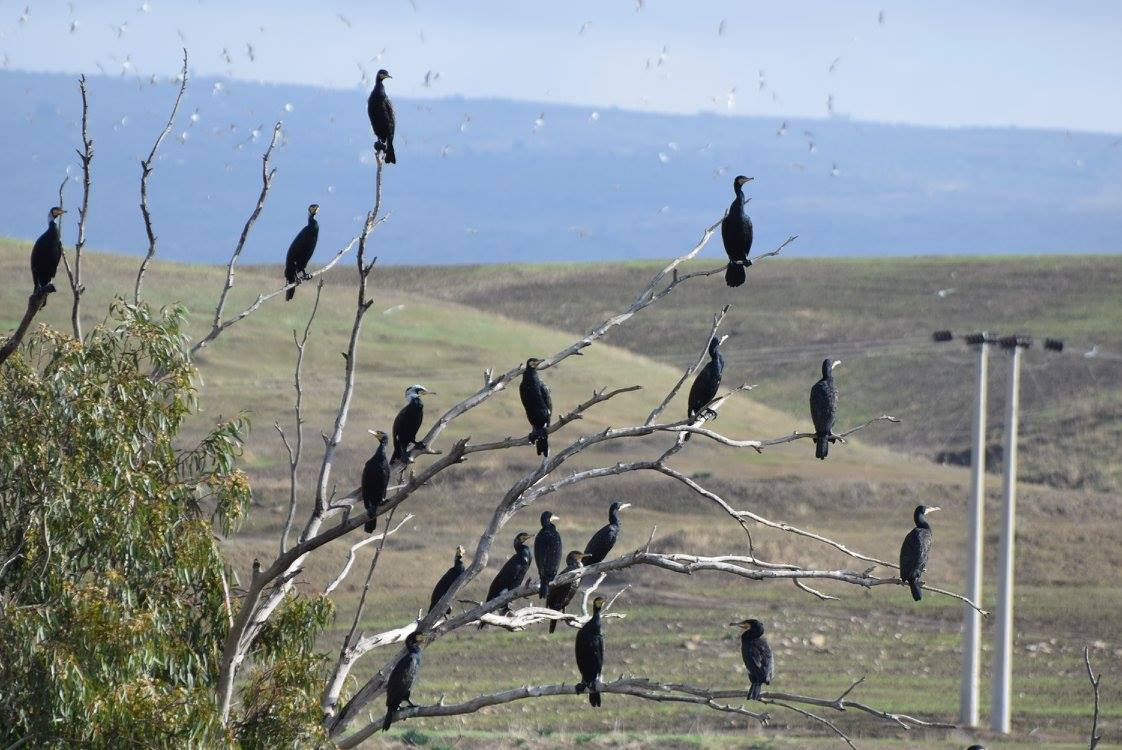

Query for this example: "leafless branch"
[134,49,188,303]
[191,122,282,356]
[322,514,414,597]
[645,305,730,425]
[62,75,93,340]
[1085,647,1102,749]
[278,280,324,554]
[0,289,53,366]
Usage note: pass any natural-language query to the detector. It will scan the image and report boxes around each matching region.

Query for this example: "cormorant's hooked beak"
[367,429,387,440]
[728,620,751,629]
[550,514,561,522]
[618,503,632,511]
[926,506,942,514]
[831,359,842,370]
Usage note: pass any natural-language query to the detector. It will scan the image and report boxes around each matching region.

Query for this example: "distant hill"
[1,69,1120,265]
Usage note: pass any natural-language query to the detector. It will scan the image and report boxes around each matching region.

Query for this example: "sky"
[1,0,1120,134]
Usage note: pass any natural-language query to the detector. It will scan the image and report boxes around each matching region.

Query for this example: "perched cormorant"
[731,618,773,701]
[480,531,533,627]
[899,505,939,601]
[534,511,563,599]
[30,206,65,298]
[391,385,434,465]
[687,336,724,420]
[368,69,397,164]
[382,631,428,731]
[966,745,986,750]
[575,596,605,707]
[284,203,319,301]
[362,429,390,533]
[582,501,630,565]
[520,357,552,456]
[547,551,586,633]
[809,359,840,460]
[721,175,754,287]
[428,545,465,615]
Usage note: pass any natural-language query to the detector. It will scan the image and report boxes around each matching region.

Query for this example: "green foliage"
[0,302,329,748]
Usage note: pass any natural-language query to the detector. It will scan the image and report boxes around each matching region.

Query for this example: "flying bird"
[828,57,841,73]
[718,19,727,36]
[935,288,957,298]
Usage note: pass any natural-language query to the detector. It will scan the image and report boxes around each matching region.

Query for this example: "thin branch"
[134,49,188,304]
[645,306,729,426]
[192,122,282,356]
[66,75,93,340]
[1085,647,1102,750]
[279,280,323,554]
[322,514,414,596]
[0,289,53,366]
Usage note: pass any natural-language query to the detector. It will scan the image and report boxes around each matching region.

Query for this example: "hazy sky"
[2,1,1120,133]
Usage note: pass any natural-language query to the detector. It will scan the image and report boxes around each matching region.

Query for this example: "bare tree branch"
[0,289,53,366]
[1085,646,1102,750]
[192,122,282,356]
[134,49,188,304]
[278,280,324,554]
[645,305,729,425]
[322,513,414,597]
[61,75,93,341]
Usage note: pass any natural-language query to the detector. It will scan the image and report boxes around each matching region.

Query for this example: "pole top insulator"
[999,335,1032,349]
[1044,338,1064,352]
[964,332,999,345]
[933,330,953,342]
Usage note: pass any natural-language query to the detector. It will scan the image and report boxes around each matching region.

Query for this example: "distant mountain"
[1,69,1119,265]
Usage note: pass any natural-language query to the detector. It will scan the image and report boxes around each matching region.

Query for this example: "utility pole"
[991,334,1032,733]
[960,331,996,726]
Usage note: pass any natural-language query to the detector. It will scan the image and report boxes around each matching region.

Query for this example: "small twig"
[65,75,93,340]
[645,305,730,426]
[1085,647,1102,750]
[134,49,188,303]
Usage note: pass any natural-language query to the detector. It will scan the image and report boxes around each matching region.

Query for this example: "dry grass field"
[2,239,1119,748]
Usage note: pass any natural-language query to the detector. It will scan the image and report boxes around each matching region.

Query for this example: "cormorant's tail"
[815,435,829,460]
[538,579,549,598]
[548,618,558,634]
[725,262,746,288]
[908,578,923,601]
[286,286,296,301]
[390,446,404,465]
[382,707,394,731]
[589,690,601,708]
[385,140,397,164]
[748,682,762,701]
[364,516,377,534]
[530,427,549,456]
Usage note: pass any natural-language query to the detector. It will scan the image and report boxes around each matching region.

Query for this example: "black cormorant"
[368,69,397,164]
[582,501,630,565]
[362,429,390,533]
[30,206,65,298]
[392,385,434,464]
[547,551,586,633]
[721,175,754,287]
[731,618,773,701]
[382,631,427,731]
[809,359,840,459]
[899,505,939,601]
[480,531,533,627]
[687,336,724,420]
[520,357,552,456]
[575,596,605,707]
[534,511,563,599]
[428,545,465,615]
[284,203,319,301]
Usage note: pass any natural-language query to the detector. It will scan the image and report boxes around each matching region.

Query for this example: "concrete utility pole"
[960,332,996,727]
[991,334,1032,733]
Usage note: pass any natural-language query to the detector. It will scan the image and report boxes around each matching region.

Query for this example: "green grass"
[3,241,1120,748]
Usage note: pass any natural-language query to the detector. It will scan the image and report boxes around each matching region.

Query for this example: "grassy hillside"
[2,240,1119,748]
